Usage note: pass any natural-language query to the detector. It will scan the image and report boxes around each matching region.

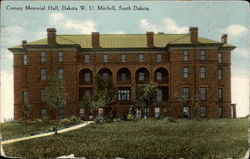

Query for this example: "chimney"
[91,32,100,48]
[146,32,154,48]
[22,40,27,45]
[189,27,198,43]
[47,28,57,44]
[221,34,227,44]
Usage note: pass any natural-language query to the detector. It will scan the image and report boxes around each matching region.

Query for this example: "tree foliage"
[45,72,68,134]
[137,83,158,107]
[23,103,33,120]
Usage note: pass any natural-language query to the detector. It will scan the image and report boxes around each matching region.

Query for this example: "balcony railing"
[79,79,93,85]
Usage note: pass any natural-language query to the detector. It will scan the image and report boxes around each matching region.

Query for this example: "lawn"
[0,117,83,140]
[2,118,248,159]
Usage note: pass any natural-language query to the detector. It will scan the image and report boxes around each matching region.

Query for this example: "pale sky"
[0,1,249,121]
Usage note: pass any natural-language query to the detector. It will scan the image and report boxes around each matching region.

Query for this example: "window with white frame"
[84,72,91,82]
[40,69,47,80]
[41,109,47,118]
[139,54,144,62]
[199,87,207,100]
[200,67,206,78]
[138,72,145,81]
[183,50,189,61]
[183,87,189,98]
[218,69,222,80]
[136,108,141,118]
[120,54,127,62]
[155,107,160,118]
[58,68,64,80]
[118,89,130,101]
[103,54,108,62]
[23,91,29,103]
[58,51,64,62]
[40,52,46,62]
[144,107,149,118]
[183,67,189,79]
[156,54,162,62]
[199,106,206,118]
[156,89,163,102]
[84,54,90,63]
[200,50,206,61]
[23,55,28,65]
[156,72,163,81]
[40,89,46,102]
[218,53,222,63]
[80,108,84,117]
[218,88,223,100]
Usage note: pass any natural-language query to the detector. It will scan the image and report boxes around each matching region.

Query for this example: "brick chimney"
[22,40,27,45]
[146,32,154,48]
[47,28,57,44]
[221,34,227,44]
[91,32,100,48]
[189,27,198,43]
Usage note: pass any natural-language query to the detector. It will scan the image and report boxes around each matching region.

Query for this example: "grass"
[2,118,249,159]
[0,118,83,140]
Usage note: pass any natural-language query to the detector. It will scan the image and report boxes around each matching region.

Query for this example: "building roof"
[11,33,236,49]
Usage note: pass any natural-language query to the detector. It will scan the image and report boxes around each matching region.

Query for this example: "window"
[218,69,222,80]
[40,69,47,80]
[138,72,145,81]
[183,87,189,98]
[156,89,163,102]
[156,54,162,62]
[121,73,127,81]
[103,54,108,62]
[84,54,90,63]
[120,54,127,62]
[183,107,190,118]
[118,89,130,101]
[199,106,206,118]
[183,67,189,79]
[183,50,189,61]
[139,54,144,62]
[58,51,64,62]
[58,68,64,80]
[144,107,149,118]
[80,108,84,117]
[200,50,206,61]
[41,89,46,102]
[84,90,91,96]
[200,67,206,78]
[156,72,162,81]
[199,87,207,100]
[59,109,64,119]
[23,55,28,65]
[218,107,223,118]
[102,72,109,79]
[155,107,160,118]
[218,88,223,100]
[23,91,29,103]
[218,53,222,63]
[84,73,91,82]
[41,109,47,118]
[40,52,46,62]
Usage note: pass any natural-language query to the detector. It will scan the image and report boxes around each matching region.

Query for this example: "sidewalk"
[1,121,94,145]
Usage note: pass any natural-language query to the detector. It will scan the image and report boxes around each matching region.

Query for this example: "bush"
[60,116,82,125]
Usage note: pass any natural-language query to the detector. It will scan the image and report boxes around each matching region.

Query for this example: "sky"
[0,1,249,121]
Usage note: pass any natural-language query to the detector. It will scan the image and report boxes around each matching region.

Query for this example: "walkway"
[1,121,94,145]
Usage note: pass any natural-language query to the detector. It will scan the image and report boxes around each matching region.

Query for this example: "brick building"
[9,27,236,119]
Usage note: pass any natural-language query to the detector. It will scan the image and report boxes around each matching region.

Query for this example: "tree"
[137,83,157,118]
[80,74,116,121]
[23,103,33,121]
[45,73,67,134]
[190,97,200,119]
[176,95,189,118]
